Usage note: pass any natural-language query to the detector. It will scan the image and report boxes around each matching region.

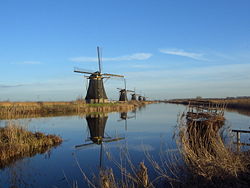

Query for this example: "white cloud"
[22,61,42,65]
[69,53,152,62]
[160,48,205,60]
[11,61,42,65]
[0,84,25,88]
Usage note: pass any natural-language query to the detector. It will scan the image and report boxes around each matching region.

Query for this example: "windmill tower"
[74,47,124,103]
[117,79,134,101]
[131,87,139,101]
[131,93,136,100]
[138,96,143,101]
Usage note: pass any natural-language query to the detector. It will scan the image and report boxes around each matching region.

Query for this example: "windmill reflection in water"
[118,111,136,131]
[75,113,125,168]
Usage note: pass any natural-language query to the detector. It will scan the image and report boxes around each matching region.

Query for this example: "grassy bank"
[168,98,250,111]
[0,101,153,120]
[0,122,62,168]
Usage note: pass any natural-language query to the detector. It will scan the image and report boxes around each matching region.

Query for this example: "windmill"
[130,88,140,101]
[74,47,124,103]
[75,113,124,168]
[138,95,143,101]
[117,79,134,101]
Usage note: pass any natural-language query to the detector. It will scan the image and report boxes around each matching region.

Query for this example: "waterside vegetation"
[0,101,154,120]
[167,97,250,111]
[0,121,62,168]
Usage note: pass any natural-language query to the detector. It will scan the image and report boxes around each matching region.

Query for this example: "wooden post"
[236,132,240,144]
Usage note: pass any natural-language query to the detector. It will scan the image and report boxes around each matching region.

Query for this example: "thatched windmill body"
[74,47,124,103]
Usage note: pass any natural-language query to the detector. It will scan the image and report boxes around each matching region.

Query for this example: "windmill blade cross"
[75,142,95,149]
[97,46,102,73]
[124,78,127,90]
[74,67,94,75]
[103,137,125,143]
[102,73,124,78]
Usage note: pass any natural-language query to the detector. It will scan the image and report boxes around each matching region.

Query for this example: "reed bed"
[213,98,250,111]
[0,101,149,120]
[75,155,153,188]
[177,113,246,179]
[173,106,250,186]
[0,121,62,168]
[168,98,250,111]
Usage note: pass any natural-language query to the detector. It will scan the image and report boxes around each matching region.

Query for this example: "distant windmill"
[131,88,140,101]
[138,95,143,101]
[74,47,124,103]
[75,113,124,168]
[117,79,134,101]
[131,93,137,101]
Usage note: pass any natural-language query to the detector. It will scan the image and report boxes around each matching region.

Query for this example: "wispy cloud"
[22,61,42,65]
[0,84,25,88]
[69,53,152,62]
[160,48,205,60]
[11,61,42,65]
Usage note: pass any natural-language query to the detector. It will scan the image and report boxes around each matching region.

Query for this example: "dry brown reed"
[0,121,62,168]
[74,147,153,188]
[171,106,250,187]
[0,101,149,120]
[177,113,246,179]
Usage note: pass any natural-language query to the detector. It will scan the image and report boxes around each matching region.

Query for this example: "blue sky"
[0,0,250,101]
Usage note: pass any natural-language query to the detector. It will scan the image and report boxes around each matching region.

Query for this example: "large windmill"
[75,113,124,168]
[74,47,124,103]
[117,79,134,101]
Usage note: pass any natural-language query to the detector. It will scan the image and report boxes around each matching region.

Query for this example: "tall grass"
[177,112,246,179]
[0,121,62,168]
[168,98,250,111]
[0,101,149,120]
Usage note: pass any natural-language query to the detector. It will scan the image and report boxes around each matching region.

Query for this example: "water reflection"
[226,107,250,117]
[75,113,125,168]
[118,112,136,131]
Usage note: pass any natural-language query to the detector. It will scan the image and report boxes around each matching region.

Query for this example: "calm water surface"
[0,103,250,188]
